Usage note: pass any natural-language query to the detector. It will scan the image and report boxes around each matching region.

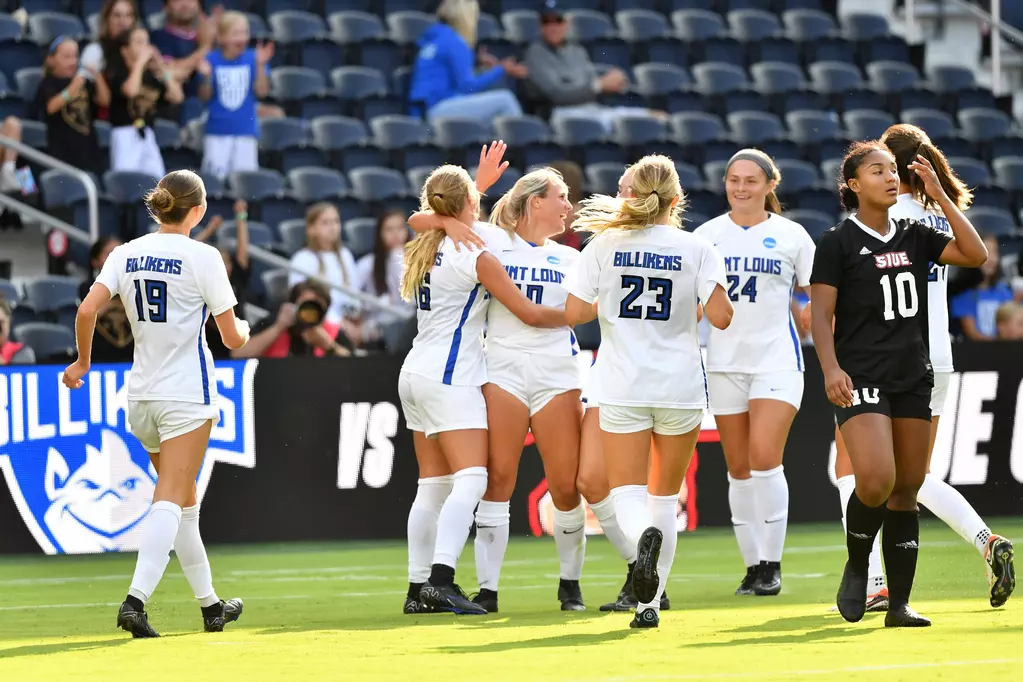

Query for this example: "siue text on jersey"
[874,252,912,269]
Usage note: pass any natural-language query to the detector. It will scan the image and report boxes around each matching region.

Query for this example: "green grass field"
[1,520,1020,682]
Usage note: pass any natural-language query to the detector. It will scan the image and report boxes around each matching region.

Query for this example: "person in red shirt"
[230,280,351,359]
[0,297,35,364]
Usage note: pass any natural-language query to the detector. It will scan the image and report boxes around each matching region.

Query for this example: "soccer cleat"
[471,588,498,613]
[419,582,488,615]
[116,601,160,638]
[203,598,244,633]
[558,579,586,611]
[753,561,782,596]
[985,535,1015,608]
[836,560,868,623]
[632,527,663,605]
[403,597,442,614]
[630,608,659,629]
[884,603,931,627]
[865,587,890,613]
[600,564,672,612]
[735,565,758,596]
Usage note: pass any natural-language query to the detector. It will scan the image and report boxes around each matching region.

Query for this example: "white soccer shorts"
[707,370,804,416]
[398,371,488,439]
[931,371,952,416]
[202,135,259,181]
[127,400,222,453]
[485,345,581,416]
[599,404,704,435]
[581,361,600,410]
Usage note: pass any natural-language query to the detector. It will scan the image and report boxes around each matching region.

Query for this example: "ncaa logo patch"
[547,255,561,265]
[763,237,777,249]
[0,360,258,554]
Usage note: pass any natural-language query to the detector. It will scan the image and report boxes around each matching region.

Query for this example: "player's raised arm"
[908,155,987,268]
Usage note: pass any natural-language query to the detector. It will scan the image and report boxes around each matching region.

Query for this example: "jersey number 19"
[134,279,168,323]
[879,272,918,321]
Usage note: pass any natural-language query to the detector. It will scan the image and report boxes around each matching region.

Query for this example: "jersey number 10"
[134,279,168,323]
[879,272,918,321]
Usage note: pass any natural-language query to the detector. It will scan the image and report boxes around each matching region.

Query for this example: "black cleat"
[203,598,243,633]
[471,588,498,613]
[753,561,782,596]
[735,565,758,596]
[632,527,663,605]
[116,601,159,638]
[836,560,868,623]
[558,579,586,611]
[419,582,488,615]
[985,535,1015,608]
[600,563,672,612]
[884,603,931,627]
[403,596,442,614]
[630,608,659,629]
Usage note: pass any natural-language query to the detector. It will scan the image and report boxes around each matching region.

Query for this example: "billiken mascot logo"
[0,360,258,554]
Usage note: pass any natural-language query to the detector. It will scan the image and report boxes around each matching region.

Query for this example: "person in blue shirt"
[408,0,527,124]
[950,234,1016,340]
[197,12,273,180]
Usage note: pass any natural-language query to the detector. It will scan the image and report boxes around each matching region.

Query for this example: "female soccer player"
[829,126,1015,610]
[564,155,734,628]
[810,141,987,627]
[693,150,816,597]
[62,170,250,638]
[398,164,568,615]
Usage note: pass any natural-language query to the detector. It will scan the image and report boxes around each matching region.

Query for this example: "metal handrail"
[0,135,99,241]
[0,191,92,245]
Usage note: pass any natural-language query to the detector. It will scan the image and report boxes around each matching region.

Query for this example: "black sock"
[407,582,423,600]
[201,602,223,618]
[428,563,455,587]
[846,492,887,573]
[882,509,920,609]
[125,595,144,612]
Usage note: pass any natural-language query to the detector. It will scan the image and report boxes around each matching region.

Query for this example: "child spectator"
[0,296,35,365]
[193,199,252,359]
[80,236,134,363]
[231,280,352,358]
[35,37,110,175]
[105,27,183,178]
[995,302,1023,341]
[355,209,413,346]
[950,235,1015,341]
[80,0,139,77]
[197,12,273,180]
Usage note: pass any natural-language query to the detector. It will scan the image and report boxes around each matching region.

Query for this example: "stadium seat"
[633,62,692,97]
[613,114,668,148]
[330,65,391,114]
[552,115,624,166]
[260,117,309,151]
[23,275,79,325]
[0,14,22,42]
[502,10,541,44]
[386,11,434,45]
[40,170,94,209]
[615,9,670,42]
[12,322,76,362]
[310,115,386,173]
[343,216,378,258]
[0,278,19,303]
[899,108,955,141]
[958,108,1011,143]
[670,111,727,145]
[702,160,729,193]
[775,159,820,193]
[785,208,835,240]
[843,109,895,141]
[14,66,42,104]
[288,167,349,203]
[992,156,1023,192]
[728,9,782,42]
[722,0,771,10]
[671,9,726,42]
[431,116,493,150]
[566,9,613,42]
[842,12,890,41]
[492,115,563,168]
[246,13,270,40]
[104,170,159,204]
[349,167,410,202]
[782,8,837,42]
[369,114,430,150]
[229,169,287,202]
[750,61,804,94]
[808,60,863,95]
[328,10,387,43]
[269,10,328,44]
[785,109,841,145]
[674,160,703,190]
[966,206,1018,236]
[477,12,502,41]
[727,111,784,145]
[865,61,919,94]
[405,166,434,195]
[692,63,748,94]
[946,156,991,188]
[586,161,628,195]
[28,12,87,46]
[217,221,276,248]
[262,269,290,307]
[665,0,713,8]
[0,43,45,86]
[278,220,307,256]
[270,66,333,118]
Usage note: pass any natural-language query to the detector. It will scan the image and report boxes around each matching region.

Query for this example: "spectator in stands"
[231,280,352,359]
[355,209,414,347]
[36,37,110,176]
[523,0,662,132]
[80,0,139,76]
[408,0,527,124]
[950,235,1016,340]
[79,236,134,363]
[289,202,363,347]
[196,12,274,181]
[547,160,583,250]
[193,199,251,358]
[105,27,183,178]
[995,301,1023,340]
[151,0,219,100]
[0,296,34,365]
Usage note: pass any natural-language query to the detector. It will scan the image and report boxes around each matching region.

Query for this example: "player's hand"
[908,154,947,204]
[196,59,212,79]
[235,319,250,345]
[440,215,486,252]
[62,360,89,389]
[799,302,812,334]
[824,366,854,408]
[475,140,509,195]
[276,302,297,328]
[234,198,248,216]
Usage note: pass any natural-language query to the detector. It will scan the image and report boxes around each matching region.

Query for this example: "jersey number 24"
[134,279,167,322]
[619,275,672,321]
[879,271,918,321]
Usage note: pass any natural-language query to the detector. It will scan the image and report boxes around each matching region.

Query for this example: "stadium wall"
[1,345,1021,555]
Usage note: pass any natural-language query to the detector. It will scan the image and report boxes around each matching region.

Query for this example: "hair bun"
[148,187,175,213]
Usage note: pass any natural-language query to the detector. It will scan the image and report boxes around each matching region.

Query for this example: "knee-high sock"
[407,475,453,583]
[845,491,887,577]
[553,503,587,581]
[728,474,761,568]
[838,475,885,591]
[637,493,679,614]
[432,467,488,570]
[751,466,788,563]
[918,473,992,556]
[174,504,219,607]
[474,500,510,591]
[609,484,651,550]
[587,495,636,563]
[128,501,182,603]
[882,509,920,609]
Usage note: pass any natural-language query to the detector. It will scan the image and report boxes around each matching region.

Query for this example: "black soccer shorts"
[834,383,932,427]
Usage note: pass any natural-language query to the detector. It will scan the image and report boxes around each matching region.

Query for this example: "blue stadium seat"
[0,42,44,86]
[493,115,563,168]
[728,9,782,42]
[431,116,493,149]
[683,211,709,228]
[28,12,87,46]
[750,61,804,94]
[23,276,79,328]
[343,217,377,260]
[288,167,349,203]
[310,115,386,172]
[843,109,895,141]
[613,114,668,147]
[899,108,955,140]
[278,220,307,256]
[552,115,625,166]
[842,13,890,41]
[348,167,410,202]
[217,221,276,248]
[383,0,429,12]
[782,8,837,42]
[40,170,94,209]
[566,9,613,42]
[786,109,841,145]
[386,11,434,46]
[12,322,76,362]
[958,108,1011,143]
[0,278,19,303]
[615,9,670,42]
[609,0,659,10]
[268,10,328,44]
[672,9,726,42]
[329,10,386,43]
[992,156,1023,192]
[819,157,841,186]
[21,119,47,149]
[228,169,287,202]
[692,63,748,94]
[502,10,540,44]
[262,268,290,307]
[866,61,920,94]
[633,62,692,96]
[670,111,727,146]
[477,12,502,41]
[324,0,371,10]
[246,13,270,40]
[929,65,976,94]
[947,156,991,188]
[405,166,434,195]
[674,160,703,190]
[331,65,388,100]
[785,209,835,240]
[775,159,820,193]
[104,169,159,203]
[722,0,771,9]
[270,66,336,118]
[791,187,839,214]
[585,162,627,195]
[14,66,42,104]
[152,118,180,149]
[966,206,1017,236]
[260,117,323,174]
[370,114,430,150]
[0,13,22,42]
[666,0,713,9]
[701,160,729,193]
[727,111,784,145]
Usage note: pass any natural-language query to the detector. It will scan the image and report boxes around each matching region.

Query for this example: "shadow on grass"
[684,612,878,648]
[432,627,638,654]
[0,637,131,659]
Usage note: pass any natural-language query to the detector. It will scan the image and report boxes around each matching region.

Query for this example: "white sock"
[474,500,510,591]
[918,473,991,557]
[751,466,789,563]
[638,493,679,614]
[128,500,182,603]
[174,504,219,607]
[553,502,587,581]
[609,484,652,550]
[727,475,761,568]
[407,475,453,583]
[837,475,885,589]
[433,467,488,569]
[588,495,636,563]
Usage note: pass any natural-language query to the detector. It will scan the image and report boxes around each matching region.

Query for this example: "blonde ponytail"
[572,155,684,236]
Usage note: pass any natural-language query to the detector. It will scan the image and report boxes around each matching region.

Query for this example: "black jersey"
[810,217,952,392]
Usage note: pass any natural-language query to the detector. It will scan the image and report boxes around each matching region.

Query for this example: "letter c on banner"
[1011,378,1023,484]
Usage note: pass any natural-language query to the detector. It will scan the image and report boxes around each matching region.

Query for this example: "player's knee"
[548,477,580,510]
[856,476,894,508]
[576,469,609,505]
[748,446,783,472]
[484,465,517,501]
[888,484,921,511]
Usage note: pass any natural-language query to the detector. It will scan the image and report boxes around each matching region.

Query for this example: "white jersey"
[693,213,815,373]
[401,222,513,386]
[889,194,954,372]
[486,234,580,356]
[563,224,727,409]
[93,232,237,405]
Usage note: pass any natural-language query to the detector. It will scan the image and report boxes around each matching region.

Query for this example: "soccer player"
[830,126,1015,610]
[62,170,250,638]
[398,164,568,615]
[809,141,987,627]
[564,155,733,628]
[693,150,816,597]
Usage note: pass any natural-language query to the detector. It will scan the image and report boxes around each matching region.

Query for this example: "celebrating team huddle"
[62,125,1015,638]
